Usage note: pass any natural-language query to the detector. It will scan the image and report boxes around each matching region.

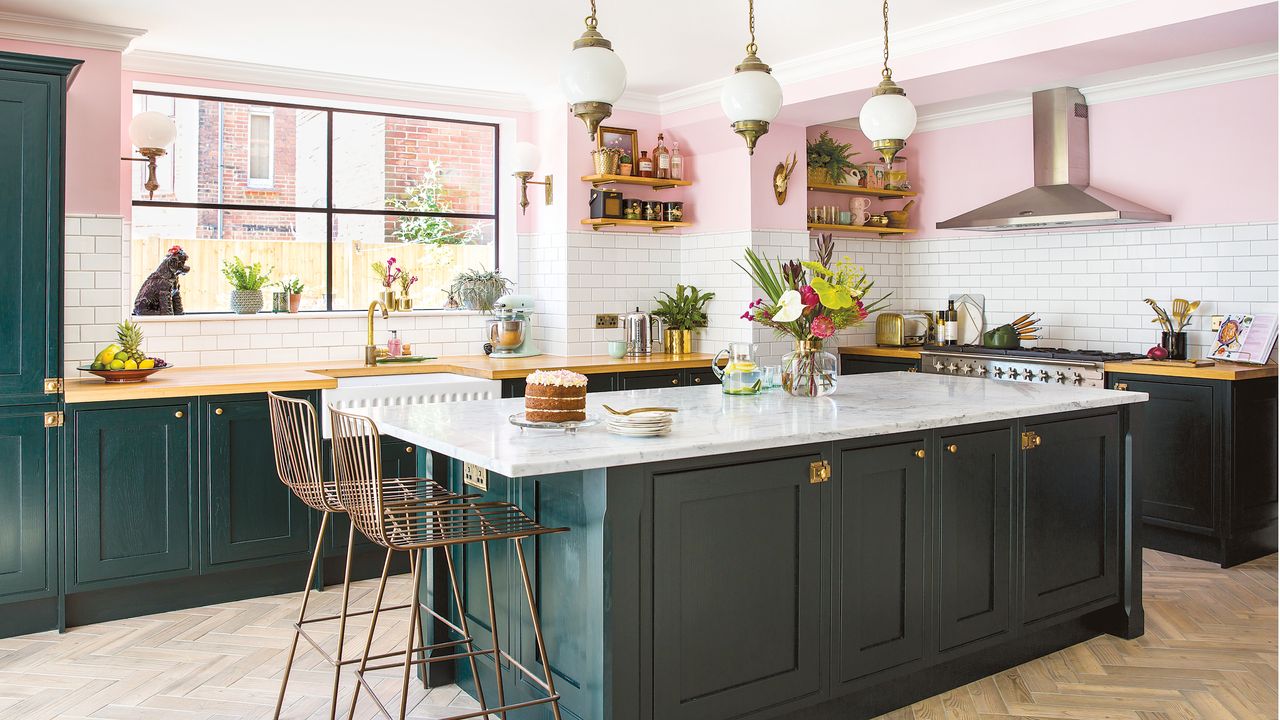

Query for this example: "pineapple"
[116,319,146,366]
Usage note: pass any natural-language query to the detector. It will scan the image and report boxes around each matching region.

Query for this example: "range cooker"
[919,344,1145,389]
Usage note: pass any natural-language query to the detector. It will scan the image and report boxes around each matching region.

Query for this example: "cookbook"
[1210,313,1278,363]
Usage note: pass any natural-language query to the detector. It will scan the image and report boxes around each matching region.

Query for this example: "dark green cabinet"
[1109,373,1277,567]
[500,367,719,398]
[840,353,921,376]
[937,427,1012,650]
[686,367,721,387]
[652,452,823,720]
[202,396,311,569]
[617,369,684,390]
[0,407,56,601]
[834,440,927,685]
[68,401,196,590]
[1021,413,1119,623]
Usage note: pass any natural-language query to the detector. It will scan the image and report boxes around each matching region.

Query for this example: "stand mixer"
[487,294,541,358]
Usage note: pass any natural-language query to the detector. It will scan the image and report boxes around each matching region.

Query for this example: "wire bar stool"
[267,392,460,720]
[330,405,568,720]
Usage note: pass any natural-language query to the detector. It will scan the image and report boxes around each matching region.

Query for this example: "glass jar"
[781,340,838,397]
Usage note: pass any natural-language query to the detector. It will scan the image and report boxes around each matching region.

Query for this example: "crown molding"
[122,49,535,113]
[0,11,144,52]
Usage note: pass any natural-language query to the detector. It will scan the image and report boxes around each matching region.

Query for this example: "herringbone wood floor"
[0,550,1273,719]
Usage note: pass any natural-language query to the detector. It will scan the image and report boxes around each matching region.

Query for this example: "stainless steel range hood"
[936,87,1170,232]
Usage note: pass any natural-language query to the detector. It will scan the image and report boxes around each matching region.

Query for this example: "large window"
[130,90,499,312]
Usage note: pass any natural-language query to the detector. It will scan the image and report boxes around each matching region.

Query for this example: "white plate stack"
[606,411,674,437]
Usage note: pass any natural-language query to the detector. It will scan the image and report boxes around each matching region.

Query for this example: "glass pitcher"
[712,342,763,395]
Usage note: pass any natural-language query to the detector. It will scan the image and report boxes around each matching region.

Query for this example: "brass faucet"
[365,300,390,366]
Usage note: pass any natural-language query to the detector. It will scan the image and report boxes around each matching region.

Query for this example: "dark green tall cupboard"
[0,51,80,637]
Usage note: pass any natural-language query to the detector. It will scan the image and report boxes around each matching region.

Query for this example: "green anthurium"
[810,276,854,309]
[800,261,832,278]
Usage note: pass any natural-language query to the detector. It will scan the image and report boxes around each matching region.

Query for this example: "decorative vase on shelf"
[379,289,396,308]
[230,289,263,315]
[782,340,838,397]
[397,293,414,312]
[288,293,302,313]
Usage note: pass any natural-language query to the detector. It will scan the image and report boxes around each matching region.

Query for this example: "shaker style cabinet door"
[1120,378,1215,530]
[203,396,312,569]
[0,407,55,600]
[1021,413,1120,623]
[833,440,927,686]
[68,402,195,589]
[617,370,683,390]
[652,452,823,720]
[936,427,1013,651]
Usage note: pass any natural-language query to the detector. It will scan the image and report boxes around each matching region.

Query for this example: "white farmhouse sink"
[321,372,501,438]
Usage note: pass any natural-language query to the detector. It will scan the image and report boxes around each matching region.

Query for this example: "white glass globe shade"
[513,142,541,173]
[858,92,917,143]
[128,111,177,149]
[559,46,627,105]
[720,69,783,124]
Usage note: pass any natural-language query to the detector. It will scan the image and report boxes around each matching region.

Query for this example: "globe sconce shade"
[122,111,177,200]
[560,5,627,138]
[512,141,552,215]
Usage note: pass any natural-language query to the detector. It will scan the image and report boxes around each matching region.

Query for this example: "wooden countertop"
[63,353,718,403]
[838,345,923,359]
[1104,360,1278,382]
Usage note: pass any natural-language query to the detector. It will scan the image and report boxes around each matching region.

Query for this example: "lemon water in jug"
[712,343,763,395]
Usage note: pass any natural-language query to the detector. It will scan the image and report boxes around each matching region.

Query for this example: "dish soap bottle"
[387,330,402,357]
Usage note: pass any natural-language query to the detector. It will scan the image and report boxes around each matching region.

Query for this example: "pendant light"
[560,0,627,137]
[859,0,916,168]
[720,0,782,155]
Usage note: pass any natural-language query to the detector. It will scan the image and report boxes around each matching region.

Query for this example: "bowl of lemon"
[78,320,172,383]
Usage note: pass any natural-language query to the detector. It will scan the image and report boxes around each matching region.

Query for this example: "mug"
[607,340,627,359]
[851,196,872,225]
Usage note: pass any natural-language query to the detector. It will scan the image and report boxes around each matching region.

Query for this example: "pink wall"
[905,75,1278,238]
[0,39,123,215]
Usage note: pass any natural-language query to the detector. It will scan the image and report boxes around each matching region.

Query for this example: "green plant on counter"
[277,274,305,294]
[806,130,860,184]
[390,160,481,246]
[220,256,273,290]
[450,267,512,311]
[653,284,716,331]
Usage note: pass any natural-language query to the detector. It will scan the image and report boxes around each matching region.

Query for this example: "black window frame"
[130,88,501,313]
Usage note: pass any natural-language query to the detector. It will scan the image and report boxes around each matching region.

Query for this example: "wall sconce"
[513,141,552,214]
[122,111,177,199]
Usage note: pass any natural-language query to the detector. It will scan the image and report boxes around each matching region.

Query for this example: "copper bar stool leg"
[444,547,489,712]
[514,537,563,720]
[350,547,397,720]
[480,541,508,720]
[274,509,331,720]
[325,522,358,720]
[398,549,425,719]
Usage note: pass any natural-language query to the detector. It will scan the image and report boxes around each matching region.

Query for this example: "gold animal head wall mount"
[773,152,798,205]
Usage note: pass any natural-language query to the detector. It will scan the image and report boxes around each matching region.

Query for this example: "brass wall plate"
[44,411,63,428]
[595,313,620,329]
[463,463,489,491]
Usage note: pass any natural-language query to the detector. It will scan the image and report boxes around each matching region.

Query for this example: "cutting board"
[948,293,986,346]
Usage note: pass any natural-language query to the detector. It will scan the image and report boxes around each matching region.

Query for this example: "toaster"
[875,312,930,347]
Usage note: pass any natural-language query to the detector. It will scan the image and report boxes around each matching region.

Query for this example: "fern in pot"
[221,257,273,314]
[806,130,859,185]
[653,284,715,354]
[450,267,512,311]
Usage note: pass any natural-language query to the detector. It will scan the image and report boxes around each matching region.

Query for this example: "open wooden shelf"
[807,223,915,238]
[581,173,692,190]
[582,218,693,232]
[807,182,916,199]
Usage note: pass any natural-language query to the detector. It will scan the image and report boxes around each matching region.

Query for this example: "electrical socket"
[1210,314,1225,332]
[463,463,488,491]
[595,313,620,329]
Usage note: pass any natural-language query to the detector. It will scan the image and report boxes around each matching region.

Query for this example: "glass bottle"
[653,133,671,180]
[781,340,839,397]
[637,150,654,178]
[945,300,958,345]
[670,141,684,181]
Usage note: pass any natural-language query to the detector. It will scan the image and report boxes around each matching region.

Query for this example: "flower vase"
[379,290,396,308]
[398,293,414,312]
[782,340,838,397]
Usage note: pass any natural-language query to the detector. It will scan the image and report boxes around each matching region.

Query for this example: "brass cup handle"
[946,444,958,454]
[175,411,184,418]
[913,449,925,459]
[214,407,223,415]
[405,446,413,454]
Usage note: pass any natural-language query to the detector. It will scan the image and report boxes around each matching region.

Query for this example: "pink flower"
[799,285,820,307]
[741,311,752,320]
[854,299,868,321]
[811,314,835,339]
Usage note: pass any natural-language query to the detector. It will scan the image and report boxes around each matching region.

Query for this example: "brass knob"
[946,444,958,454]
[914,449,925,459]
[693,376,702,383]
[214,408,223,415]
[175,411,184,418]
[1115,382,1129,391]
[405,446,413,454]
[671,378,679,385]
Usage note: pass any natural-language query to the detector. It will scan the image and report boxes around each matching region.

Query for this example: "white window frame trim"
[246,106,275,189]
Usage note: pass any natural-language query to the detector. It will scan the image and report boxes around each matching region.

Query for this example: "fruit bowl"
[77,362,172,384]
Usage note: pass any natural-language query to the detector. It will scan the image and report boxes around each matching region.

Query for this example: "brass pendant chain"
[746,0,758,56]
[586,0,598,30]
[881,0,893,80]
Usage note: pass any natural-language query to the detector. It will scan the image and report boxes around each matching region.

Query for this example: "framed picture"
[596,126,638,174]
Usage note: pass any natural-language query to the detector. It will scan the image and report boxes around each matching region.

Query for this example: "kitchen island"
[369,372,1147,720]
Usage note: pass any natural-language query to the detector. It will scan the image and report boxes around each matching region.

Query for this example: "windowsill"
[132,308,486,322]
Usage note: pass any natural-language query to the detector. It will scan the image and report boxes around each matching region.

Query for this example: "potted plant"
[220,256,273,314]
[279,275,305,313]
[806,130,859,185]
[652,284,715,355]
[450,267,512,311]
[396,269,419,311]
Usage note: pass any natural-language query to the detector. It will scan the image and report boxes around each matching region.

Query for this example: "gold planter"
[378,290,396,308]
[666,329,693,355]
[807,167,832,185]
[397,294,414,312]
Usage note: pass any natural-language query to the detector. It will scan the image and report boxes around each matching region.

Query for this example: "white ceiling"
[3,0,1016,100]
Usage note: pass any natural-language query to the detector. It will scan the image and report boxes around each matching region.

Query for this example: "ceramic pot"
[782,340,838,397]
[288,293,302,313]
[230,289,263,315]
[1162,331,1188,360]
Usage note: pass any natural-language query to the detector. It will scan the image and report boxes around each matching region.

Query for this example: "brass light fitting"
[863,0,914,168]
[122,147,168,200]
[722,0,782,155]
[513,171,553,214]
[565,0,624,137]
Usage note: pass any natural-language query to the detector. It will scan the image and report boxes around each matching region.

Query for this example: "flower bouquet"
[736,234,890,396]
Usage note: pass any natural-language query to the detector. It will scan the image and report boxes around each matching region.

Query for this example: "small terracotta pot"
[288,293,302,313]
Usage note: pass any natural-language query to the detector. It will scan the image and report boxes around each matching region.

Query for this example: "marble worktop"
[367,372,1147,477]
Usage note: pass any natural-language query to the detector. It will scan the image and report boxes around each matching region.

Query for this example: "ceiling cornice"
[909,52,1278,133]
[122,49,535,113]
[0,11,145,52]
